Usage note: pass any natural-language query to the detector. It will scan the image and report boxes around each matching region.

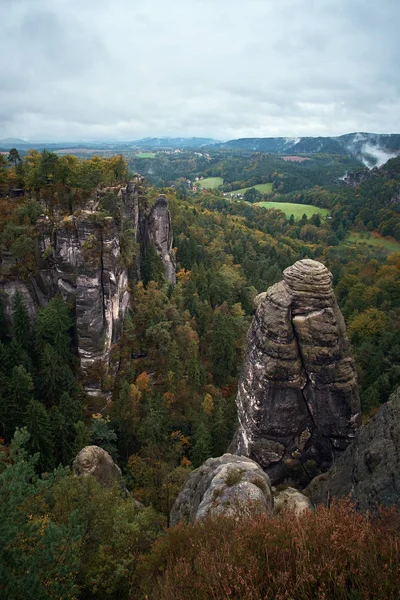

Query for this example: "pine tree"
[73,420,92,455]
[35,296,73,361]
[51,392,82,465]
[212,398,230,457]
[23,400,53,471]
[0,429,81,600]
[0,365,34,439]
[12,292,31,353]
[0,296,7,342]
[191,418,212,468]
[90,414,118,459]
[211,311,237,385]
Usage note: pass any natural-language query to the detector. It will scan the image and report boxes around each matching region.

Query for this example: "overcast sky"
[1,0,399,141]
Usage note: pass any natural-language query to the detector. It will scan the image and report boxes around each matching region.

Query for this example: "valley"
[1,141,400,600]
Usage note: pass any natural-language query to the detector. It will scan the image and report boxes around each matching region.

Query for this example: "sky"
[1,0,400,142]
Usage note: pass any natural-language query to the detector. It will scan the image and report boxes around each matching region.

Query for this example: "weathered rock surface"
[235,259,361,486]
[274,487,313,516]
[305,387,400,510]
[343,167,379,187]
[170,453,273,525]
[0,178,176,398]
[73,445,126,489]
[147,196,176,285]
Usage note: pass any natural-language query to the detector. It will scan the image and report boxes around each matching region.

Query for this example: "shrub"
[224,467,244,487]
[138,499,400,600]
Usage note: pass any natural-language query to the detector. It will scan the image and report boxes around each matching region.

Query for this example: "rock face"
[53,211,129,397]
[235,259,361,486]
[274,487,313,516]
[343,167,379,187]
[147,196,176,285]
[73,445,125,489]
[305,387,400,511]
[0,178,176,398]
[170,454,273,525]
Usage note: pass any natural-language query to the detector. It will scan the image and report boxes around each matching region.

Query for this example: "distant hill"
[218,133,400,167]
[131,137,220,149]
[2,133,400,167]
[0,138,28,147]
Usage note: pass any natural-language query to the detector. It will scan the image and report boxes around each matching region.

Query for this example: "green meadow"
[231,183,274,195]
[136,152,157,158]
[255,201,329,220]
[344,231,400,254]
[195,177,224,189]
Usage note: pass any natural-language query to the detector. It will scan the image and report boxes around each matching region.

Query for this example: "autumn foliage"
[138,499,400,600]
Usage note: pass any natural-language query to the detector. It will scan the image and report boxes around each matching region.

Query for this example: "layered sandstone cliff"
[235,259,361,485]
[0,178,176,399]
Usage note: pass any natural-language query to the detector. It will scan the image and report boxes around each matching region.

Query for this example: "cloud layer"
[1,0,399,141]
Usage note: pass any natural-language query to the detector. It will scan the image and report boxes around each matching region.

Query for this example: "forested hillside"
[1,149,400,599]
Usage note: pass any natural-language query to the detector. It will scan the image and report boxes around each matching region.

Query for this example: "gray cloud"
[1,0,399,141]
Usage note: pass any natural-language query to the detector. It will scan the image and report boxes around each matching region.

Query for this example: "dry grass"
[137,499,400,600]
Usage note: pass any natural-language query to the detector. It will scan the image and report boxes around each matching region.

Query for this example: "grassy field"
[195,177,224,189]
[136,152,157,158]
[231,183,274,195]
[344,231,400,254]
[255,201,329,220]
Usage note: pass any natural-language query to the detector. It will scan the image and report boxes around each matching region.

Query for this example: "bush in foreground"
[138,499,400,600]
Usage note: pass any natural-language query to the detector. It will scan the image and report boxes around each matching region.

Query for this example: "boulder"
[170,454,273,525]
[274,487,313,516]
[305,387,400,511]
[235,259,361,486]
[73,445,126,490]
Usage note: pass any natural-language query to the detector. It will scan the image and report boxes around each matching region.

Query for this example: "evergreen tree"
[73,420,92,455]
[211,398,230,457]
[211,311,237,385]
[35,296,74,361]
[0,296,7,342]
[51,392,82,465]
[7,148,21,168]
[0,365,34,439]
[12,292,32,353]
[23,400,53,471]
[138,394,169,448]
[0,429,81,600]
[191,417,212,468]
[90,414,118,459]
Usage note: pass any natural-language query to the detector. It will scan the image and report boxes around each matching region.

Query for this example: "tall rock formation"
[0,177,176,399]
[235,259,361,486]
[147,196,176,286]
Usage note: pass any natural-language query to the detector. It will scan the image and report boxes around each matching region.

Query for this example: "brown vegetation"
[138,499,400,600]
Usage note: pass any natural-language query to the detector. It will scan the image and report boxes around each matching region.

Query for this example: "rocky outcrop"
[0,178,176,399]
[73,445,126,489]
[305,387,400,511]
[54,211,129,396]
[170,454,273,525]
[147,196,176,285]
[343,167,379,187]
[274,487,313,516]
[235,259,361,486]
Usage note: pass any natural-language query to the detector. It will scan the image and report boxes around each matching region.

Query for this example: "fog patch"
[360,143,398,168]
